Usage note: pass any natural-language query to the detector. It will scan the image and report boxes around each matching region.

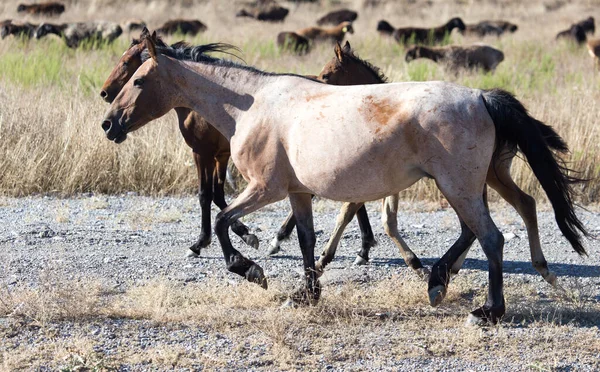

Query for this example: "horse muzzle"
[102,118,127,144]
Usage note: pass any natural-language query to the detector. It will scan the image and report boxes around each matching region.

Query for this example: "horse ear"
[140,26,149,38]
[334,42,343,62]
[145,31,157,63]
[342,41,351,53]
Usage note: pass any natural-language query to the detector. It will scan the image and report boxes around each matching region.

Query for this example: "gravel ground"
[0,194,599,370]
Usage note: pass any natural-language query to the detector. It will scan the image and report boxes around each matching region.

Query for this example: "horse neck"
[171,60,264,140]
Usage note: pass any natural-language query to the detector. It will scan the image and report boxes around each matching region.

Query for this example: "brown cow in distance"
[17,2,65,17]
[157,19,207,36]
[316,9,358,26]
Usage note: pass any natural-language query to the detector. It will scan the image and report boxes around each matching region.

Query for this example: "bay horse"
[312,42,572,289]
[102,31,587,324]
[99,30,258,253]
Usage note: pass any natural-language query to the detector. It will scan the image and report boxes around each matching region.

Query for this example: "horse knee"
[214,213,229,236]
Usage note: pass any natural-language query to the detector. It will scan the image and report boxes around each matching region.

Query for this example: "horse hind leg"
[315,202,363,274]
[268,210,296,255]
[382,195,428,280]
[487,163,558,287]
[213,155,259,249]
[355,204,377,265]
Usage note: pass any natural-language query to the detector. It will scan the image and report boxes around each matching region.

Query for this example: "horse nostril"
[102,120,112,133]
[100,90,108,99]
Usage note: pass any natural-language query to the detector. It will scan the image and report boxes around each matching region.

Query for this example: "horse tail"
[481,88,588,255]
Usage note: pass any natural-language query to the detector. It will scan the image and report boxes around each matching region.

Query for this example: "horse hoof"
[268,238,281,256]
[246,264,268,289]
[428,285,446,307]
[416,267,431,281]
[545,272,559,288]
[353,256,368,266]
[243,234,260,250]
[465,305,505,326]
[465,313,486,327]
[185,249,199,258]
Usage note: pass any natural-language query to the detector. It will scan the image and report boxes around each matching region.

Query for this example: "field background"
[1,0,600,204]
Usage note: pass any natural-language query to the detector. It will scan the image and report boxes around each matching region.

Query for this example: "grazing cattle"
[34,22,122,48]
[316,9,358,26]
[157,19,207,36]
[1,20,37,40]
[461,20,517,37]
[102,31,587,325]
[296,21,354,44]
[586,38,600,67]
[122,19,146,33]
[236,4,289,22]
[17,2,65,16]
[276,32,310,54]
[405,44,505,73]
[378,17,466,45]
[556,24,587,44]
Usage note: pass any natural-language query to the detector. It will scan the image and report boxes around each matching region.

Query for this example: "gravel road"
[0,194,599,370]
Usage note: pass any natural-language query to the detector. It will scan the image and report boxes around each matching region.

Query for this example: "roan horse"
[312,41,577,291]
[102,32,587,324]
[100,31,258,253]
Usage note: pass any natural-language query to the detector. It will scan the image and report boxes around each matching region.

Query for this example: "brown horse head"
[99,27,156,103]
[318,41,387,85]
[102,30,176,143]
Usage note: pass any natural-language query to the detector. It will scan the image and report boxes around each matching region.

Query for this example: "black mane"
[140,40,316,81]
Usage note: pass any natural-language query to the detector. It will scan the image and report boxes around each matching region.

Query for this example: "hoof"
[353,255,368,266]
[465,305,505,326]
[416,267,431,281]
[243,234,260,250]
[428,284,446,307]
[545,272,559,288]
[268,237,281,256]
[185,249,200,258]
[315,261,325,277]
[246,264,268,289]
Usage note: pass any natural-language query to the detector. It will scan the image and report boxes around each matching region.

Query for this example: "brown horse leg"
[214,183,286,289]
[268,211,296,255]
[486,163,558,286]
[315,202,363,273]
[213,155,258,249]
[188,152,213,256]
[284,193,321,306]
[382,195,429,280]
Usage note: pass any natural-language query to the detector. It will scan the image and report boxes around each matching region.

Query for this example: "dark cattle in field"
[316,9,358,26]
[405,44,505,73]
[122,19,146,33]
[34,21,122,48]
[378,17,466,45]
[1,20,37,39]
[157,19,207,36]
[276,31,310,54]
[461,20,518,37]
[17,2,65,16]
[296,21,354,44]
[236,4,289,22]
[573,16,595,35]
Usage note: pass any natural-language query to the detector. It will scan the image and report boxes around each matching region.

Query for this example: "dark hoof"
[246,264,268,289]
[465,304,505,326]
[428,284,446,307]
[188,233,211,256]
[243,234,259,250]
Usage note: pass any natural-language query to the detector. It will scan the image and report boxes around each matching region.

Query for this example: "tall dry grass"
[1,0,600,202]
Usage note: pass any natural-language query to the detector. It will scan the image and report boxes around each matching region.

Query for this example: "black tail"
[481,88,588,255]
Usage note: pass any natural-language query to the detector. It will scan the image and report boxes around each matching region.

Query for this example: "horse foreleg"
[315,202,363,274]
[213,155,258,249]
[214,183,285,289]
[268,210,296,255]
[487,162,557,286]
[381,194,428,280]
[188,152,213,256]
[285,193,321,306]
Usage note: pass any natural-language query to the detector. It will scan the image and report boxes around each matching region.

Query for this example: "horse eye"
[133,78,143,87]
[122,61,128,68]
[321,73,331,80]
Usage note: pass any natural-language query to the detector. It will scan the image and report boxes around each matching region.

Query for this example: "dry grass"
[1,273,599,370]
[0,0,599,203]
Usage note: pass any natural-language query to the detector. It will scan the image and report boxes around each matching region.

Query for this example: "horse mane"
[340,47,389,84]
[140,39,317,81]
